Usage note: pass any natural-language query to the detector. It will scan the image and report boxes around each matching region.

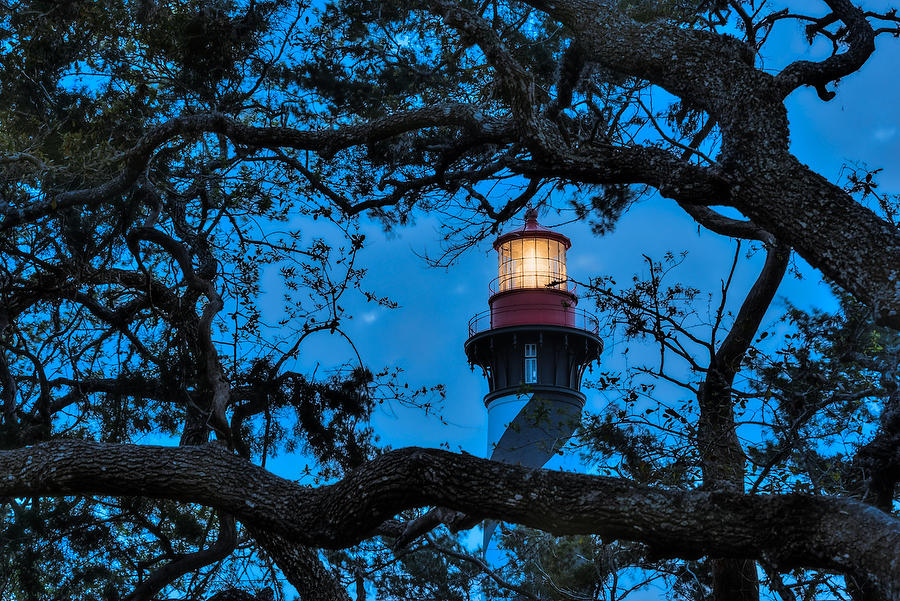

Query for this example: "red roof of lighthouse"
[493,208,572,250]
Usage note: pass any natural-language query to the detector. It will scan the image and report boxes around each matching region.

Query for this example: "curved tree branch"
[433,0,538,126]
[0,105,498,231]
[714,242,791,375]
[1,440,898,597]
[698,241,791,600]
[125,512,237,601]
[678,204,776,245]
[775,0,877,100]
[511,143,730,205]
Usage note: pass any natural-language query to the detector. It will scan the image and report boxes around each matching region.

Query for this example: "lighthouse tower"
[465,208,603,472]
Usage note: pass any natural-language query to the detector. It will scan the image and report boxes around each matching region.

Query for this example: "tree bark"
[125,512,237,601]
[2,440,898,598]
[514,0,900,328]
[247,527,350,601]
[696,244,790,601]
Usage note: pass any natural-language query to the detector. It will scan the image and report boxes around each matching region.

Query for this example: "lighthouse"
[465,207,603,478]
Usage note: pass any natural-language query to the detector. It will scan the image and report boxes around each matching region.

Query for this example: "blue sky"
[264,46,900,462]
[250,6,900,598]
[345,15,900,459]
[240,1,900,473]
[31,2,899,599]
[251,0,900,503]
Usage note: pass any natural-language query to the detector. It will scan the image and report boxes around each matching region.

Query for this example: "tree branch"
[714,242,791,375]
[125,512,237,601]
[510,143,730,205]
[775,0,877,100]
[433,0,538,126]
[247,527,350,601]
[2,440,899,597]
[0,105,496,231]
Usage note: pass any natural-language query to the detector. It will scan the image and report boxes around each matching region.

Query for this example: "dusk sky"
[251,5,900,598]
[258,17,900,468]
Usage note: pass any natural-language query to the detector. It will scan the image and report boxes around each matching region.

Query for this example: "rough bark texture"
[698,244,790,601]
[246,527,350,601]
[3,0,900,598]
[2,440,899,597]
[2,10,899,326]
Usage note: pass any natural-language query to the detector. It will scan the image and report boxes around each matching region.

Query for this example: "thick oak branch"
[0,105,496,231]
[1,440,899,596]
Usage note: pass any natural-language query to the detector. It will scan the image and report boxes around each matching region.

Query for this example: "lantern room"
[487,208,578,330]
[494,208,570,293]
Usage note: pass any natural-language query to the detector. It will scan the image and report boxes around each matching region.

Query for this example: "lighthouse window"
[524,343,537,383]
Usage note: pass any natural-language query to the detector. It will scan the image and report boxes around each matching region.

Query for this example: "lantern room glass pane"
[498,242,511,292]
[496,236,568,292]
[511,239,522,290]
[559,244,567,284]
[548,240,560,288]
[523,238,537,288]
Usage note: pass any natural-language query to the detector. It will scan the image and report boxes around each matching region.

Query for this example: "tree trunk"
[248,527,350,601]
[699,372,760,601]
[698,244,789,601]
